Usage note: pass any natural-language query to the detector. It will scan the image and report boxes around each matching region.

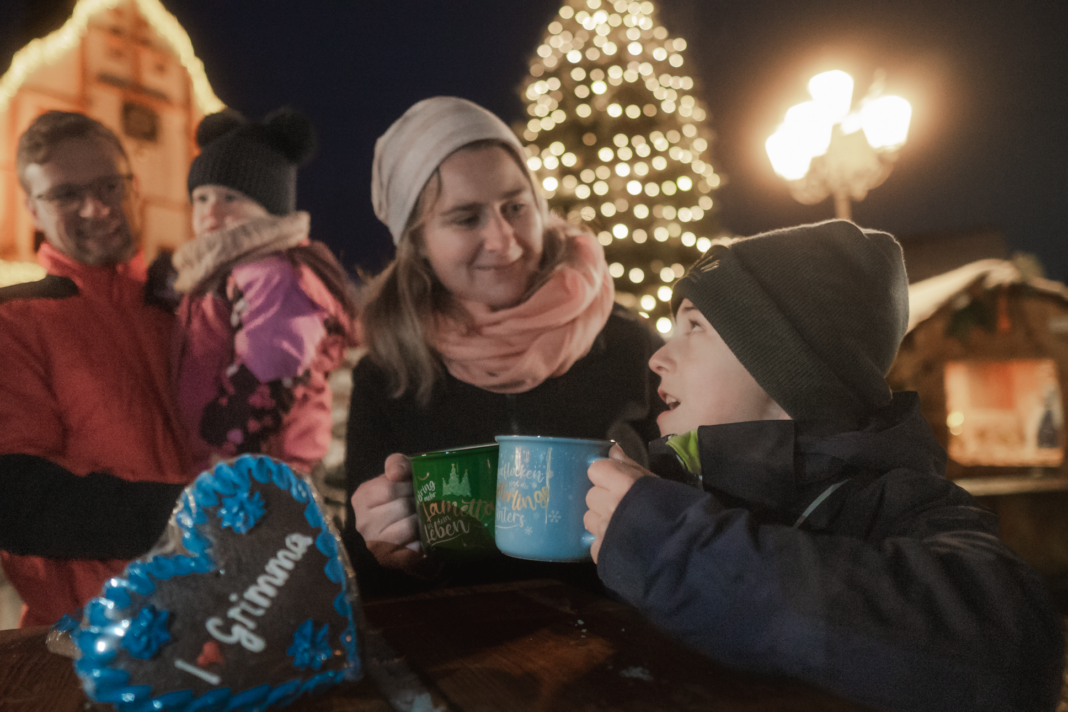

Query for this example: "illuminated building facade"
[0,0,223,265]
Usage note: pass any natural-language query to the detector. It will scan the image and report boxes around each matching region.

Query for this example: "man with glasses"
[0,111,193,627]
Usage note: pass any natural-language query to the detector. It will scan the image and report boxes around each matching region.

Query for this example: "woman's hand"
[585,444,656,563]
[351,453,423,571]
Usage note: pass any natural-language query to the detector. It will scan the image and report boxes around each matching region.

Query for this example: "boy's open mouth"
[659,390,680,410]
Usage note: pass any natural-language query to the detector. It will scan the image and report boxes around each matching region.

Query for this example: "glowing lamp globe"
[765,129,812,181]
[765,69,912,219]
[861,95,912,150]
[808,70,854,123]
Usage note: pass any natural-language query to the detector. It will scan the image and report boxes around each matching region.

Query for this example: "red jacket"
[0,244,193,627]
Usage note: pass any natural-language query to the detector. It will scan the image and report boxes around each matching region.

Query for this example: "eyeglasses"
[33,174,134,214]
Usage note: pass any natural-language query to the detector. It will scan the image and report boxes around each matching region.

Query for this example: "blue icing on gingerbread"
[316,530,337,557]
[105,585,131,609]
[123,562,157,596]
[190,477,220,509]
[95,683,153,705]
[304,500,324,530]
[72,455,362,711]
[333,592,350,619]
[184,687,230,710]
[250,455,275,484]
[324,557,344,584]
[146,689,196,709]
[217,489,266,534]
[226,683,271,709]
[299,673,338,698]
[265,678,303,707]
[287,619,332,671]
[289,476,311,503]
[52,611,81,633]
[122,605,171,659]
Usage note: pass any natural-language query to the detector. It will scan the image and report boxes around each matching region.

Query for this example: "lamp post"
[765,70,911,220]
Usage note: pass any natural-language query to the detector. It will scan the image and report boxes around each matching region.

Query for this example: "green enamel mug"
[409,443,499,559]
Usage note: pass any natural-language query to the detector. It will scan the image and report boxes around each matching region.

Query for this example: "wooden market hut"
[0,0,224,264]
[888,258,1068,593]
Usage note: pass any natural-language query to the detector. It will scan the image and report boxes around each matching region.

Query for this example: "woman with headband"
[345,97,664,597]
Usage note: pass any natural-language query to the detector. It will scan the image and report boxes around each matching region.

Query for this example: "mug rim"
[495,435,616,447]
[408,442,498,461]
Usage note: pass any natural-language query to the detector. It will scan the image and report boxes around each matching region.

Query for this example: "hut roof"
[908,259,1068,334]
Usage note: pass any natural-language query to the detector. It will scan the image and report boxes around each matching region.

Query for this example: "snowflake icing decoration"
[122,605,171,659]
[288,619,332,671]
[217,489,266,533]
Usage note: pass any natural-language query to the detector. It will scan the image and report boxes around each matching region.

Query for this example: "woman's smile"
[421,145,544,311]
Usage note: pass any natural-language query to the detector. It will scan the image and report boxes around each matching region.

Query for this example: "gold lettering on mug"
[419,498,494,545]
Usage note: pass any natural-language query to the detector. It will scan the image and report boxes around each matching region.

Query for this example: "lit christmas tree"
[518,0,723,332]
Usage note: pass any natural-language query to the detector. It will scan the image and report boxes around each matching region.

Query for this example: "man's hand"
[585,444,656,563]
[351,453,423,571]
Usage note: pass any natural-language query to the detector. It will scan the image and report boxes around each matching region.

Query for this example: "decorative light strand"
[0,0,224,115]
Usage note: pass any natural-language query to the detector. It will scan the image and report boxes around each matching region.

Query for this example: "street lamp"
[766,70,911,220]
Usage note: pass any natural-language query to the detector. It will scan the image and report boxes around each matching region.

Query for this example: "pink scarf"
[433,231,615,394]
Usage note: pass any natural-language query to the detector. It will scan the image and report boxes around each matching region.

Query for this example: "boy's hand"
[585,444,657,563]
[351,453,424,572]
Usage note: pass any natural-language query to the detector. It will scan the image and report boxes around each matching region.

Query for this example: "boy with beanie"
[585,220,1065,711]
[173,107,357,474]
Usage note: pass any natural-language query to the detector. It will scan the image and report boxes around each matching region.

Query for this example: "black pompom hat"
[672,220,910,427]
[187,107,317,216]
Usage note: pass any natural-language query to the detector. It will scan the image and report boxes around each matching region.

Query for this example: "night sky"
[2,1,1065,280]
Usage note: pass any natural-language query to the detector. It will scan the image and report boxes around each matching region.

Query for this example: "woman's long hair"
[361,139,574,405]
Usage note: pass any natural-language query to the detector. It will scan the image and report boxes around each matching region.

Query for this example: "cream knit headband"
[371,96,546,245]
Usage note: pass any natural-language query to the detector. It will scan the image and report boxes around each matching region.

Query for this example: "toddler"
[172,108,356,474]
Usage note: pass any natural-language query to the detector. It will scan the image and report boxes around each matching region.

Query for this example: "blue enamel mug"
[494,436,614,562]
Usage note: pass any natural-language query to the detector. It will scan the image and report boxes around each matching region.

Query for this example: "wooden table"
[0,580,869,711]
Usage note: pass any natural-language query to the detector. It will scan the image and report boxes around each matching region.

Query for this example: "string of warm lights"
[0,259,45,288]
[0,0,224,116]
[521,0,722,333]
[132,0,225,114]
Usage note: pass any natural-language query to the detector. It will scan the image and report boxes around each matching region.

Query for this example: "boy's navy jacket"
[599,392,1064,712]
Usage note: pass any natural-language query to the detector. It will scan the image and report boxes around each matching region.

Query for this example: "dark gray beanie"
[187,107,316,216]
[672,219,909,425]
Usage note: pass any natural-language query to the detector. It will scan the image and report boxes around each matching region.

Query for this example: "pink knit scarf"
[433,230,614,394]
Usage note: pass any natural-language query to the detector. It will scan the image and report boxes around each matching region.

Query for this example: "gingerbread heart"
[72,455,361,711]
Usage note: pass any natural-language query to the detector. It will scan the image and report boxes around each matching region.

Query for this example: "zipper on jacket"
[793,480,850,529]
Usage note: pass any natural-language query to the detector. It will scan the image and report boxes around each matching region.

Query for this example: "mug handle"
[581,454,610,550]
